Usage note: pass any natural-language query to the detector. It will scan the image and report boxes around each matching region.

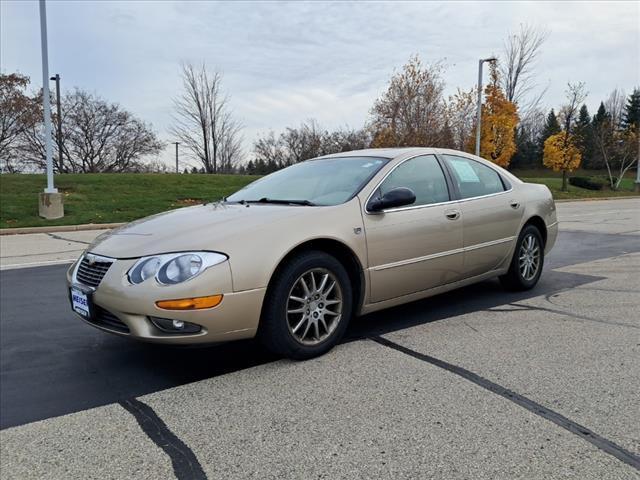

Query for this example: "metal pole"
[475,59,484,157]
[475,57,497,158]
[635,153,640,192]
[51,74,63,172]
[39,0,56,193]
[173,142,180,173]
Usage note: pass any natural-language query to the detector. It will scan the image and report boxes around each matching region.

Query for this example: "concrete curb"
[0,222,124,236]
[555,196,640,203]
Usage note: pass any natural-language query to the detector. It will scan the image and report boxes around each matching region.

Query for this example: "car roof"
[316,147,437,160]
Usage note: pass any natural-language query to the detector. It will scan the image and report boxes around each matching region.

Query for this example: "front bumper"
[67,256,265,344]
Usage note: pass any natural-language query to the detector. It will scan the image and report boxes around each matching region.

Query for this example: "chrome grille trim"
[73,254,115,288]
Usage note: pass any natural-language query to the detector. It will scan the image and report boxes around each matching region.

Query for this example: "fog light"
[150,317,201,334]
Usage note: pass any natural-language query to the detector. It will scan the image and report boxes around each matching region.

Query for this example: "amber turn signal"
[155,294,223,310]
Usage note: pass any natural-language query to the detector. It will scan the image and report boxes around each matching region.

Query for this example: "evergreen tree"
[589,102,610,170]
[574,104,595,168]
[592,102,609,127]
[537,109,561,153]
[622,88,640,130]
[511,126,540,168]
[543,109,561,135]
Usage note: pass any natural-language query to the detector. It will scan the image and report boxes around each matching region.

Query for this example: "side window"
[443,155,506,199]
[379,155,450,207]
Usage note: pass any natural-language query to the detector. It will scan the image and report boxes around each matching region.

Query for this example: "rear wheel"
[499,224,544,291]
[258,251,353,359]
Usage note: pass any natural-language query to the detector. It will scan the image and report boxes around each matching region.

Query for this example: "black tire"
[258,251,353,360]
[499,224,545,291]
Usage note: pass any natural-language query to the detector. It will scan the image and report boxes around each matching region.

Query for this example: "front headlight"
[127,252,227,285]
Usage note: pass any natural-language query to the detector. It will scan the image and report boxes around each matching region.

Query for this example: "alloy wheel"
[518,233,540,281]
[286,268,343,346]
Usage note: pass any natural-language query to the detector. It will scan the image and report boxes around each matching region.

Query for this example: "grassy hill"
[0,170,637,229]
[0,173,257,229]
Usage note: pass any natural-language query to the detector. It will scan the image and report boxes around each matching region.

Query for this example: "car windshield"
[226,156,389,206]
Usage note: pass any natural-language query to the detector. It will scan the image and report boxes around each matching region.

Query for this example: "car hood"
[89,202,313,259]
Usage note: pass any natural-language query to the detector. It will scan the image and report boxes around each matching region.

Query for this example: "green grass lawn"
[0,170,637,229]
[0,174,257,229]
[511,169,638,200]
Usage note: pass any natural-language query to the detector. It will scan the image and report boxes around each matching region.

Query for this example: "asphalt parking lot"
[1,198,639,479]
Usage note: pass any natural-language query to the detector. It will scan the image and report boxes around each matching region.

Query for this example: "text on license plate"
[71,288,90,317]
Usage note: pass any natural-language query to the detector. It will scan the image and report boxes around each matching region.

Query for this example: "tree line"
[1,24,638,187]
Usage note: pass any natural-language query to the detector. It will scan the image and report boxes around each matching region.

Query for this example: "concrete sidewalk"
[0,230,106,270]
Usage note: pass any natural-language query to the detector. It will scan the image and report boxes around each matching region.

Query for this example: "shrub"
[568,176,615,190]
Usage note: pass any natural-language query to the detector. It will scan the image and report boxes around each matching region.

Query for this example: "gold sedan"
[68,148,558,359]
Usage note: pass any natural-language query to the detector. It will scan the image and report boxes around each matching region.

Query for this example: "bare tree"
[500,24,549,107]
[445,87,477,150]
[369,55,447,147]
[558,82,588,135]
[604,88,626,128]
[594,89,637,190]
[252,120,370,172]
[254,131,286,168]
[21,89,162,172]
[171,63,243,173]
[0,73,40,172]
[321,126,370,154]
[218,116,243,173]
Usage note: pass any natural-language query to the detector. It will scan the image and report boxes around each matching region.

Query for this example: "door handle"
[445,210,460,220]
[510,201,520,209]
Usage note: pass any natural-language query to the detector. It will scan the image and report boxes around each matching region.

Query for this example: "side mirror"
[368,187,416,212]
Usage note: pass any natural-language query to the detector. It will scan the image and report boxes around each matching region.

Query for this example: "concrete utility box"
[38,192,64,219]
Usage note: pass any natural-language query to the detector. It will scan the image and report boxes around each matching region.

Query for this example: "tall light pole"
[50,74,62,171]
[173,142,180,173]
[475,57,497,157]
[39,0,55,193]
[38,0,63,219]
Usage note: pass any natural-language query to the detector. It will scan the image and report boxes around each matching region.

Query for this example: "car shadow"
[2,227,635,429]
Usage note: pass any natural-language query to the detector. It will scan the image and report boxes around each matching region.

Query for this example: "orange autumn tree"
[543,83,587,191]
[543,131,582,190]
[476,63,519,167]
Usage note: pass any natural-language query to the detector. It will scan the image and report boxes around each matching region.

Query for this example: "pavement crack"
[370,335,640,472]
[45,232,91,245]
[461,320,483,336]
[489,301,639,330]
[119,398,208,480]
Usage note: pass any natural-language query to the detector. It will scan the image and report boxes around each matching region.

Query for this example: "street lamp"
[38,0,63,219]
[50,74,62,171]
[172,142,180,173]
[475,57,497,157]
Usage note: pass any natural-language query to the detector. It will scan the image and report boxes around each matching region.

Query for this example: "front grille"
[76,256,113,288]
[91,306,130,333]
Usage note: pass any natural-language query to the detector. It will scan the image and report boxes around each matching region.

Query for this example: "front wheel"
[258,251,353,360]
[499,224,544,291]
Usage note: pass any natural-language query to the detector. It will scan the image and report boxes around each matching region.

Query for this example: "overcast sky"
[2,0,639,167]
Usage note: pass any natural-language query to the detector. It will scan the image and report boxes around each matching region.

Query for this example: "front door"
[363,154,464,303]
[441,154,523,278]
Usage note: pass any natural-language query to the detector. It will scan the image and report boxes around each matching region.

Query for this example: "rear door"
[441,154,523,278]
[363,154,464,303]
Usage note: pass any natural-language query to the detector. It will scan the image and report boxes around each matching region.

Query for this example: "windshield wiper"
[249,197,316,206]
